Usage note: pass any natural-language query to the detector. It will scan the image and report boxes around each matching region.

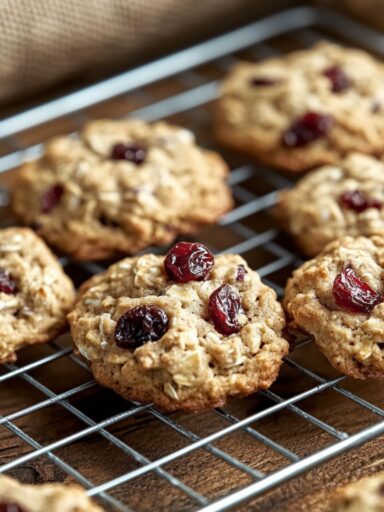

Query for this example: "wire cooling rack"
[0,6,384,511]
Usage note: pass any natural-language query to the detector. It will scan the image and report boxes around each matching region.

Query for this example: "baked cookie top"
[215,42,384,172]
[0,475,103,512]
[12,119,233,260]
[276,153,384,256]
[68,242,288,411]
[0,227,75,362]
[332,472,384,512]
[284,236,384,379]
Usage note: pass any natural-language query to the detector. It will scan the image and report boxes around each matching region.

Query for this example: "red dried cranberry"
[114,306,169,349]
[323,65,351,93]
[0,269,17,294]
[208,284,244,336]
[250,77,280,86]
[111,143,146,164]
[0,504,26,512]
[164,242,214,283]
[333,265,382,314]
[340,189,382,213]
[236,264,247,282]
[41,184,64,213]
[282,112,333,148]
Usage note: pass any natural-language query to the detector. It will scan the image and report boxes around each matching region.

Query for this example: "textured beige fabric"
[0,0,292,106]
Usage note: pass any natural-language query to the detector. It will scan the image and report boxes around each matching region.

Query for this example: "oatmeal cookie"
[331,472,384,512]
[0,474,103,511]
[68,242,288,411]
[284,236,384,379]
[215,42,384,172]
[276,153,384,256]
[0,227,75,362]
[12,119,233,260]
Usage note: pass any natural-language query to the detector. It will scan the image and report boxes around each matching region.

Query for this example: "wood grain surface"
[0,34,383,512]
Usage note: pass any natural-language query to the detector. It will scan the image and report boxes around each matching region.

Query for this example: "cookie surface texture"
[276,153,384,256]
[68,250,288,411]
[0,227,75,362]
[0,474,103,512]
[284,236,384,378]
[13,119,233,260]
[331,472,384,512]
[215,42,384,172]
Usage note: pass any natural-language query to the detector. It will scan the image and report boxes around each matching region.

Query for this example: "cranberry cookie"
[12,119,233,260]
[0,475,103,511]
[215,42,384,172]
[284,236,384,379]
[0,227,75,362]
[331,472,384,511]
[68,242,288,411]
[276,153,384,256]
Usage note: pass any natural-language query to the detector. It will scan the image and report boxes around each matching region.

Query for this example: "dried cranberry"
[0,504,26,512]
[208,284,244,336]
[323,65,351,93]
[111,143,146,164]
[0,269,17,294]
[114,306,169,349]
[249,77,280,86]
[333,265,382,314]
[41,184,64,213]
[282,112,333,148]
[340,189,382,213]
[164,242,214,283]
[236,264,247,282]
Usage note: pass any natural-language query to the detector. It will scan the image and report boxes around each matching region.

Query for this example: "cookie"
[331,472,384,511]
[284,235,384,379]
[215,42,384,172]
[276,153,384,256]
[0,474,103,511]
[12,119,233,260]
[0,227,75,362]
[68,242,288,411]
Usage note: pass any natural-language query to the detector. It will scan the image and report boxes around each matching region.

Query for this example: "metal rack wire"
[0,6,384,511]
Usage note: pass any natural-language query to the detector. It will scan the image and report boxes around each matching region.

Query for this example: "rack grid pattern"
[0,7,384,511]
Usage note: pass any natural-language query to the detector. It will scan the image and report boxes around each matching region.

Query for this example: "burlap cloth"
[0,0,297,108]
